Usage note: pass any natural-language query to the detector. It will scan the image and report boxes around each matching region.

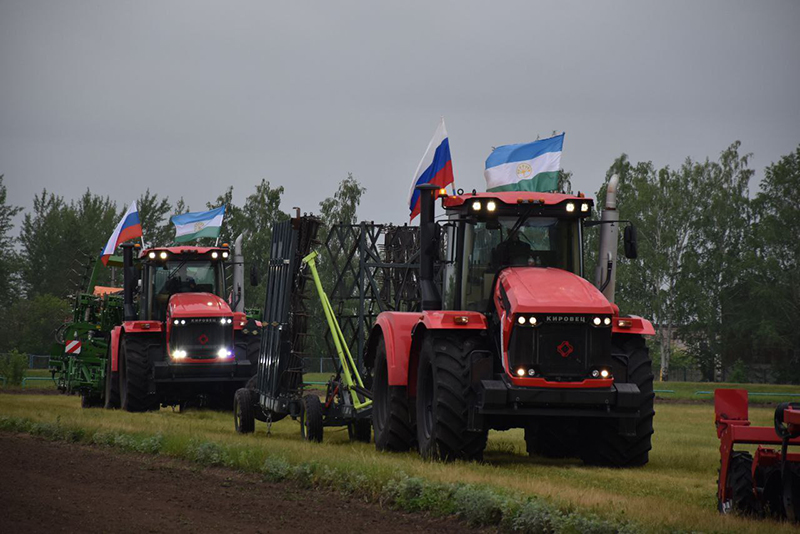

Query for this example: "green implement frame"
[302,251,372,412]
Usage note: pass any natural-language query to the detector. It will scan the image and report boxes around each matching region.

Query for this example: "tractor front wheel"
[372,335,415,452]
[580,334,654,467]
[416,332,487,462]
[119,336,157,413]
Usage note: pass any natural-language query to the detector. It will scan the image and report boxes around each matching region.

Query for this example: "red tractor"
[104,242,260,411]
[366,182,655,465]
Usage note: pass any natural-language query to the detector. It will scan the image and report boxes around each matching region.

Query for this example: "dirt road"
[0,433,474,533]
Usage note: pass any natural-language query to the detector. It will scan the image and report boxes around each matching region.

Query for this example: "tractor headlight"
[517,316,526,325]
[217,348,232,359]
[600,369,610,378]
[471,201,482,211]
[173,319,180,325]
[172,349,187,359]
[528,316,537,325]
[593,316,602,326]
[581,202,590,212]
[566,202,575,213]
[603,317,612,326]
[486,201,497,212]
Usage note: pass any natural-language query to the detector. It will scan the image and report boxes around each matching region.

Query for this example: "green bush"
[0,350,28,385]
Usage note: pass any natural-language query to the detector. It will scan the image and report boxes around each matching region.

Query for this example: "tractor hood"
[497,267,613,315]
[167,293,233,318]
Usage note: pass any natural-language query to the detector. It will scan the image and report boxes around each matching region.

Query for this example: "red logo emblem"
[557,341,574,358]
[197,334,209,345]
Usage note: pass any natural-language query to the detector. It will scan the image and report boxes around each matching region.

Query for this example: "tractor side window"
[463,222,503,311]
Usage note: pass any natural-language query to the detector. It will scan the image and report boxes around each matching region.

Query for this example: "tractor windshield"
[144,260,226,320]
[456,217,581,312]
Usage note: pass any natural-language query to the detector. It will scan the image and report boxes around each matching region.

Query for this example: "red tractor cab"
[367,184,655,465]
[105,243,260,411]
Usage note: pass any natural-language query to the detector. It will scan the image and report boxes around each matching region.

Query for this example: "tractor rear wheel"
[119,336,157,413]
[300,394,323,442]
[525,420,581,458]
[416,332,487,462]
[718,451,759,515]
[234,388,255,433]
[580,334,654,467]
[372,336,415,452]
[103,353,120,409]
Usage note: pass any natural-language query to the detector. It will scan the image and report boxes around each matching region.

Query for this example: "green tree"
[0,294,70,354]
[138,189,172,247]
[0,176,23,306]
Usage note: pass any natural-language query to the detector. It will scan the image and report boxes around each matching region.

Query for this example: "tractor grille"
[170,317,232,359]
[508,315,612,380]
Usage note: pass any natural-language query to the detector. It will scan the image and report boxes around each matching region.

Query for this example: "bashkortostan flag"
[171,205,226,243]
[484,133,564,192]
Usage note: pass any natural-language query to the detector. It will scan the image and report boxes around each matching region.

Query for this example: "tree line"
[0,140,797,382]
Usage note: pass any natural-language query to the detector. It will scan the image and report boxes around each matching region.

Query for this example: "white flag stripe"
[484,151,561,190]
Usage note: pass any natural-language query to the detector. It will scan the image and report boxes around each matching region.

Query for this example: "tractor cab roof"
[441,191,594,218]
[139,245,231,261]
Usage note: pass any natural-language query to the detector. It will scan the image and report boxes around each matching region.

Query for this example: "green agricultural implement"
[49,254,124,407]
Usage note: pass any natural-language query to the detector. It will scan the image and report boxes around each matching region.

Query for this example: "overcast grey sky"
[1,0,798,227]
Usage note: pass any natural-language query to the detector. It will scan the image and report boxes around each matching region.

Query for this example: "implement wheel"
[119,335,157,413]
[348,419,371,443]
[416,332,487,462]
[581,334,654,467]
[103,352,120,409]
[300,394,323,442]
[718,451,759,516]
[234,388,255,434]
[372,336,415,452]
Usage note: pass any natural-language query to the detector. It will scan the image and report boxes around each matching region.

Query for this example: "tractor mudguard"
[418,310,488,331]
[370,312,418,387]
[611,315,655,336]
[122,320,163,333]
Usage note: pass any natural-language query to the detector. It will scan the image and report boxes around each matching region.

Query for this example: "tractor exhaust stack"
[120,242,137,321]
[231,233,245,313]
[595,174,620,303]
[417,183,442,311]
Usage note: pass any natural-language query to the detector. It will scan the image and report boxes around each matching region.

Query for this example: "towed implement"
[715,389,800,521]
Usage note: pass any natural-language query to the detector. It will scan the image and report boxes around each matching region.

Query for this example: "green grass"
[653,380,800,403]
[0,393,796,533]
[0,369,58,390]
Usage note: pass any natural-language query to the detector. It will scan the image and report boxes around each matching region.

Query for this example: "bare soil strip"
[0,433,476,534]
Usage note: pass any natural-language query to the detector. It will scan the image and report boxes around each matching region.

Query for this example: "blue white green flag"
[484,133,564,192]
[171,206,225,243]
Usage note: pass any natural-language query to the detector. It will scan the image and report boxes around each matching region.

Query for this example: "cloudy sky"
[1,1,798,227]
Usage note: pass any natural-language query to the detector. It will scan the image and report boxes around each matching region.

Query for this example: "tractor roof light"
[580,202,590,212]
[486,200,497,212]
[221,251,229,259]
[471,201,482,211]
[148,252,156,259]
[211,251,219,259]
[159,251,168,260]
[566,202,576,213]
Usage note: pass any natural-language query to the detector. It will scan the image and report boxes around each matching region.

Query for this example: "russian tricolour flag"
[484,133,564,192]
[408,118,454,220]
[101,201,142,265]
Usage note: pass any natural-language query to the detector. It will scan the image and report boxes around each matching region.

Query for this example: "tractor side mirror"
[624,225,638,259]
[249,264,260,287]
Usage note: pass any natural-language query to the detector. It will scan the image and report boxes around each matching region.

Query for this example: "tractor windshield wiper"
[501,204,536,246]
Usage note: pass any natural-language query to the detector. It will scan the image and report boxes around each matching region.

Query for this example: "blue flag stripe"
[171,205,226,226]
[485,134,564,170]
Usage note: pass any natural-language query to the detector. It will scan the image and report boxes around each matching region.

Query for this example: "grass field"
[653,381,800,404]
[1,391,798,533]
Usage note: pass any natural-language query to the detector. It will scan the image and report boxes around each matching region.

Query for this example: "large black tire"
[580,334,654,467]
[234,388,256,434]
[718,452,759,516]
[119,336,157,413]
[416,333,487,462]
[103,352,120,409]
[348,419,372,443]
[525,421,581,458]
[372,336,415,452]
[300,394,323,442]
